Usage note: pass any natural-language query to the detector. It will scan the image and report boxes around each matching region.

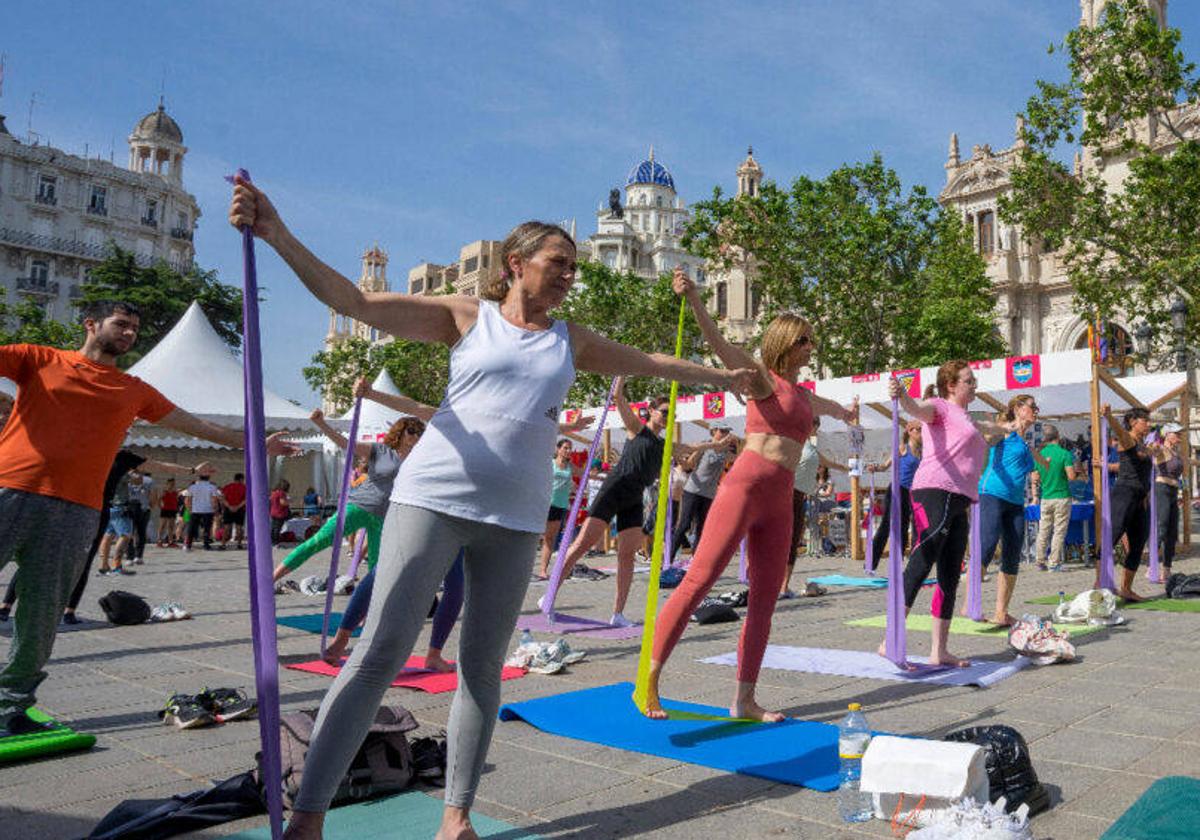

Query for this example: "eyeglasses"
[794,335,813,348]
[404,428,422,436]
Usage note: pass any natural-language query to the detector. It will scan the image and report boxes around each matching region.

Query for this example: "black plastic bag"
[1166,572,1200,599]
[943,725,1049,816]
[84,770,264,839]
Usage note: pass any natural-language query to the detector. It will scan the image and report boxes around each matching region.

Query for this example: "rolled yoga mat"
[846,613,1104,638]
[0,708,95,764]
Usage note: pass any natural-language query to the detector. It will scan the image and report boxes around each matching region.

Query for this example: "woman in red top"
[269,479,292,544]
[644,270,858,721]
[157,478,181,547]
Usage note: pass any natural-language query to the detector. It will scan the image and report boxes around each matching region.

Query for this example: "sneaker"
[778,589,796,600]
[150,605,176,622]
[168,602,192,620]
[158,693,216,729]
[409,735,447,784]
[61,612,80,625]
[111,566,136,576]
[5,712,55,736]
[197,687,257,722]
[609,612,633,628]
[526,646,566,675]
[299,575,325,596]
[132,557,144,565]
[333,575,356,595]
[548,638,587,665]
[96,568,110,576]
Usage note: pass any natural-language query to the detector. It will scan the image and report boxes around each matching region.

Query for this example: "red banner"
[1006,355,1041,389]
[564,408,581,425]
[891,369,921,399]
[798,380,816,392]
[702,392,726,419]
[969,359,993,370]
[677,394,697,403]
[851,373,880,383]
[630,401,648,423]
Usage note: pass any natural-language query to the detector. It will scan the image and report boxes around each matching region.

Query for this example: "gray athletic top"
[683,447,733,498]
[349,443,403,518]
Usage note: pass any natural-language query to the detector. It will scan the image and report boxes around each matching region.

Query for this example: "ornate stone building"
[325,244,390,350]
[0,101,200,323]
[406,239,503,297]
[938,0,1174,371]
[707,147,765,342]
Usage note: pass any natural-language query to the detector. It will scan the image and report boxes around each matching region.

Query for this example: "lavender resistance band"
[664,492,674,568]
[233,169,283,840]
[1098,434,1116,591]
[348,529,368,579]
[965,501,984,621]
[738,538,748,584]
[884,397,908,667]
[1147,432,1161,584]
[320,397,362,657]
[542,377,619,617]
[864,469,877,575]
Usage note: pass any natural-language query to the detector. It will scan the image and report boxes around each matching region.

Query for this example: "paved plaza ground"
[2,528,1198,840]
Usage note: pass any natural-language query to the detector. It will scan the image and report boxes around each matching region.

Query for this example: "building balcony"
[34,193,58,207]
[15,277,60,297]
[140,216,158,228]
[0,226,193,272]
[169,227,193,241]
[87,204,108,217]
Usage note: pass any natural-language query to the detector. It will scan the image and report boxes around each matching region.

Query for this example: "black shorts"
[589,476,644,533]
[547,505,568,523]
[224,508,246,526]
[159,509,177,521]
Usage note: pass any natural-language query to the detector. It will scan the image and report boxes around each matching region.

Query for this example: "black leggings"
[870,487,912,571]
[1155,483,1180,569]
[903,488,971,620]
[1111,485,1149,572]
[669,491,713,561]
[126,504,150,560]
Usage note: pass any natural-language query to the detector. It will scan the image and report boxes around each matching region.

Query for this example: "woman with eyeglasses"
[974,394,1050,626]
[556,378,733,626]
[642,269,858,722]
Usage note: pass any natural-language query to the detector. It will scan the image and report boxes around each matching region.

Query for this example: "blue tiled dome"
[626,158,675,190]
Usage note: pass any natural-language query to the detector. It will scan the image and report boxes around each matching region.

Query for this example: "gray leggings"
[293,502,537,812]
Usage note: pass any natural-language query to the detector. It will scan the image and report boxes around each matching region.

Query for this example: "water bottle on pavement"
[519,628,534,648]
[837,702,874,823]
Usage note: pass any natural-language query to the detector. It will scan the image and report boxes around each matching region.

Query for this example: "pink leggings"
[652,450,794,683]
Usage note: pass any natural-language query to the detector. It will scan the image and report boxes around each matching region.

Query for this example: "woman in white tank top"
[230,180,756,840]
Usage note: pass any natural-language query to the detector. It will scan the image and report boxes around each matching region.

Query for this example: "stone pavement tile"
[1061,772,1155,822]
[1074,704,1200,740]
[1032,759,1112,809]
[1030,676,1149,705]
[987,694,1111,729]
[0,759,192,810]
[1085,662,1175,687]
[1028,807,1116,840]
[474,739,642,814]
[111,719,263,751]
[1028,728,1161,771]
[1126,742,1200,777]
[0,804,99,840]
[647,761,783,808]
[0,742,144,790]
[628,799,866,840]
[1127,685,1200,717]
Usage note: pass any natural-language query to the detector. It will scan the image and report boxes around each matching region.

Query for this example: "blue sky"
[6,1,1200,405]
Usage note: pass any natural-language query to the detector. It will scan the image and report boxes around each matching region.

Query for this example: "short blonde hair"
[481,221,575,301]
[759,312,813,377]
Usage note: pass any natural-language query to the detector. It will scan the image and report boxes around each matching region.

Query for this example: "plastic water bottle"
[519,628,534,648]
[1057,591,1067,607]
[837,702,874,823]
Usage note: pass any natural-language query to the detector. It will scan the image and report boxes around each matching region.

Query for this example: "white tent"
[341,367,407,441]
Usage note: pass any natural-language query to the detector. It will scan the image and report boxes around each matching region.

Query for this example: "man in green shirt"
[1033,424,1078,570]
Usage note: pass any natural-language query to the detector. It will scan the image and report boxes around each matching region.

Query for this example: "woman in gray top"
[230,178,755,840]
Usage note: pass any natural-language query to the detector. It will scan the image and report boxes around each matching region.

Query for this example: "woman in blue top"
[302,487,322,518]
[536,438,579,579]
[867,418,922,570]
[976,394,1049,625]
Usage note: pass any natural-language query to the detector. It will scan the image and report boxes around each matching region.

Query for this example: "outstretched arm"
[612,378,643,438]
[354,377,436,423]
[567,325,756,394]
[818,452,849,472]
[887,378,937,424]
[156,409,297,457]
[310,408,373,459]
[1102,403,1137,451]
[673,269,773,399]
[807,392,859,424]
[140,458,215,477]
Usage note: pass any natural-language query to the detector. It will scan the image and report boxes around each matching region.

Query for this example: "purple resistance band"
[320,397,363,657]
[965,501,984,621]
[1098,432,1116,591]
[542,377,619,617]
[864,468,876,575]
[1147,432,1161,583]
[348,529,368,579]
[233,169,283,840]
[884,396,907,667]
[664,492,674,568]
[738,538,748,584]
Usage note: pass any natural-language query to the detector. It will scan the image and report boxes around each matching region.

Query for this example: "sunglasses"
[794,335,813,348]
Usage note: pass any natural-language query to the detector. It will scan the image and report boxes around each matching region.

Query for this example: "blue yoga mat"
[227,790,540,838]
[807,574,934,589]
[277,612,361,638]
[499,682,846,791]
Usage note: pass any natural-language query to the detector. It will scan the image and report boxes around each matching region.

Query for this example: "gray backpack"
[273,705,418,808]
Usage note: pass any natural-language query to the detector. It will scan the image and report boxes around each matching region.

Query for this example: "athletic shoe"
[333,575,356,595]
[778,589,796,600]
[168,602,192,620]
[526,646,565,675]
[158,693,216,729]
[5,712,55,736]
[409,735,448,785]
[609,612,633,628]
[0,607,9,622]
[61,612,80,625]
[197,687,257,722]
[132,557,144,565]
[536,594,547,611]
[548,638,587,665]
[96,568,110,576]
[299,575,325,596]
[111,566,136,576]
[150,605,176,622]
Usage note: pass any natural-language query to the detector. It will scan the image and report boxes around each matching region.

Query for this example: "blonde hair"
[1003,394,1035,422]
[384,416,426,450]
[481,221,575,301]
[759,312,813,377]
[935,360,971,398]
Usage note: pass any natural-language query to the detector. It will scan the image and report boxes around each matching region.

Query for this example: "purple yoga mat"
[233,169,283,840]
[1147,432,1161,584]
[516,611,644,640]
[884,397,907,668]
[320,397,362,657]
[542,377,619,617]
[1099,434,1116,591]
[966,501,984,621]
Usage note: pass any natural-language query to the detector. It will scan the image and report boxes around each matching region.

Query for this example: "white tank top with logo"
[392,300,576,533]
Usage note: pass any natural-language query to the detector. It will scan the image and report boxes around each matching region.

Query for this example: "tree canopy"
[0,290,83,349]
[303,335,450,414]
[684,154,1006,376]
[999,0,1200,359]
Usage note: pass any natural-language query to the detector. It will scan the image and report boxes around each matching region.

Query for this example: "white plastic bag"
[1052,588,1123,626]
[860,736,989,826]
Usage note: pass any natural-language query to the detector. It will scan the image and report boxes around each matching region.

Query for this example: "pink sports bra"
[745,372,814,444]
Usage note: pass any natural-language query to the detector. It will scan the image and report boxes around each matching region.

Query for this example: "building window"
[481,253,489,268]
[696,267,706,284]
[411,279,424,294]
[464,256,479,274]
[88,185,108,216]
[977,210,994,255]
[751,286,762,318]
[716,283,728,318]
[748,181,756,197]
[30,260,49,285]
[142,198,158,226]
[36,174,57,205]
[655,195,663,208]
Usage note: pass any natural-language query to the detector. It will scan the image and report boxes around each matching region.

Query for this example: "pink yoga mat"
[286,655,526,693]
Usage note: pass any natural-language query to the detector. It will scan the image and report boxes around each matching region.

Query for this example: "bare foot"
[424,651,456,673]
[436,809,479,840]
[1116,589,1146,603]
[877,640,887,657]
[731,699,786,723]
[989,613,1016,627]
[321,640,348,666]
[929,652,971,668]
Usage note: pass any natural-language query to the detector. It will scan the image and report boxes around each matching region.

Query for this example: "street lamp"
[1134,297,1191,372]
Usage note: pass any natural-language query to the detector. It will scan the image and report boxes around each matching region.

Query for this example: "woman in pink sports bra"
[643,269,858,722]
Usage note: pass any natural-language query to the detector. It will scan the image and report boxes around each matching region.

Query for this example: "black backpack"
[944,725,1050,816]
[99,590,151,625]
[1166,572,1200,599]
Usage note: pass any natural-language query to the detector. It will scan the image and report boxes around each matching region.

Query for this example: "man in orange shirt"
[0,300,294,736]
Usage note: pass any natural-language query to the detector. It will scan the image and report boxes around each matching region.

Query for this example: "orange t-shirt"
[0,344,176,510]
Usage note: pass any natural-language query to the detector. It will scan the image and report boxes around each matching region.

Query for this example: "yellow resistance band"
[632,299,687,713]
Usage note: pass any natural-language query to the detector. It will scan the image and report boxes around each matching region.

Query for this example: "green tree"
[685,154,1005,376]
[303,336,450,414]
[80,246,243,367]
[999,0,1200,357]
[0,289,83,348]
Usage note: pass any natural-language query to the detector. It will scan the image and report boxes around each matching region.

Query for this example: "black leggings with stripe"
[902,488,971,620]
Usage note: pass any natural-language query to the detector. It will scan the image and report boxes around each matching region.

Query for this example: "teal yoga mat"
[0,708,95,764]
[277,612,361,637]
[500,681,852,791]
[1101,776,1200,839]
[228,790,541,838]
[807,574,934,589]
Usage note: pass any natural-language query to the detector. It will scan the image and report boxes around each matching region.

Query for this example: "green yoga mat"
[846,613,1103,638]
[1027,594,1200,613]
[228,790,541,839]
[0,708,95,764]
[1101,776,1200,839]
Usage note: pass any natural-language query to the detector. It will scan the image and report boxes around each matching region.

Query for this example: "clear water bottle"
[837,702,874,823]
[519,628,534,648]
[1057,591,1067,607]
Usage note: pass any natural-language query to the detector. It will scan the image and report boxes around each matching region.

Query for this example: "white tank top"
[392,300,576,532]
